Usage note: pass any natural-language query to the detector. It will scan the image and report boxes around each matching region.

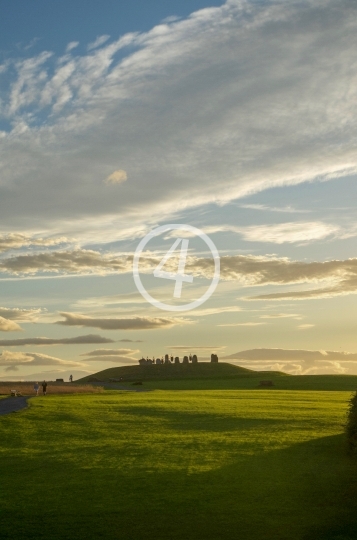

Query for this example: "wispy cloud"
[260,313,302,319]
[297,324,315,329]
[168,345,226,350]
[0,334,114,347]
[0,249,131,275]
[56,312,190,330]
[0,1,356,234]
[239,204,308,214]
[237,222,339,244]
[66,41,79,53]
[0,350,84,371]
[80,348,139,356]
[87,35,110,51]
[224,348,357,375]
[0,307,42,321]
[0,233,67,253]
[217,322,266,327]
[79,348,141,364]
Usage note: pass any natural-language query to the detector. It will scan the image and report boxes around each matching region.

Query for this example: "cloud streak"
[0,334,114,346]
[224,348,357,375]
[0,233,67,253]
[56,312,189,330]
[0,307,42,321]
[0,350,84,370]
[80,348,139,356]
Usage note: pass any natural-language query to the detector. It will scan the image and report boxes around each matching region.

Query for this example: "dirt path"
[0,396,29,416]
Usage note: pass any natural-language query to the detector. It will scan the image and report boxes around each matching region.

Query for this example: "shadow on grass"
[1,433,357,540]
[118,404,284,431]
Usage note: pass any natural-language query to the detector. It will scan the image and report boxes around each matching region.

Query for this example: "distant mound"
[77,362,285,383]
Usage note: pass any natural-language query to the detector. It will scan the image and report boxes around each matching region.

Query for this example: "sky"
[0,0,357,380]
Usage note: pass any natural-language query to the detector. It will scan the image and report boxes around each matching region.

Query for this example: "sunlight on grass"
[1,390,356,540]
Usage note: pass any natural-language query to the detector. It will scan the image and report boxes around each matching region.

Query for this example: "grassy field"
[1,388,357,539]
[142,374,357,391]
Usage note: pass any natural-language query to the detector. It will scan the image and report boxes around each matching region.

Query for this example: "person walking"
[42,380,47,396]
[33,382,39,396]
[69,374,73,383]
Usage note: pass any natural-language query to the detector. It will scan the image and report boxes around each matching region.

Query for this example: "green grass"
[143,374,357,391]
[1,390,357,539]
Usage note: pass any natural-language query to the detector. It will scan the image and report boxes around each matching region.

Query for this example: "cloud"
[80,348,139,356]
[118,339,143,342]
[0,1,356,234]
[56,312,188,330]
[189,254,357,301]
[239,204,307,214]
[0,369,91,381]
[104,169,128,185]
[201,221,339,244]
[81,355,139,364]
[217,322,267,327]
[0,249,132,275]
[0,334,114,346]
[237,222,339,244]
[3,247,357,302]
[0,307,42,321]
[260,313,301,319]
[0,317,22,332]
[297,324,315,329]
[66,42,79,53]
[2,244,357,303]
[169,345,226,350]
[223,348,357,375]
[0,233,67,253]
[0,350,83,370]
[87,35,110,51]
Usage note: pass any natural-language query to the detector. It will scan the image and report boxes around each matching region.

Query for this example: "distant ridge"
[77,362,285,383]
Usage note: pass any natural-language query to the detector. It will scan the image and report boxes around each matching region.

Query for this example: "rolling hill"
[77,362,285,383]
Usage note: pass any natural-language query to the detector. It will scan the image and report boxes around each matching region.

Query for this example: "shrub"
[346,391,357,455]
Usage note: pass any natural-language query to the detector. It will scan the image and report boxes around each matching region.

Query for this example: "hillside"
[77,362,285,383]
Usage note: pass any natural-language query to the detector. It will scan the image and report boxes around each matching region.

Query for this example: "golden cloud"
[105,169,128,185]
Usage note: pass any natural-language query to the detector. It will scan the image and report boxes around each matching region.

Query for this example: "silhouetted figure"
[42,380,48,395]
[189,354,192,362]
[170,355,174,363]
[69,374,73,383]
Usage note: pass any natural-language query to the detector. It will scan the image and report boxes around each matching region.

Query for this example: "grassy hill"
[77,362,285,383]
